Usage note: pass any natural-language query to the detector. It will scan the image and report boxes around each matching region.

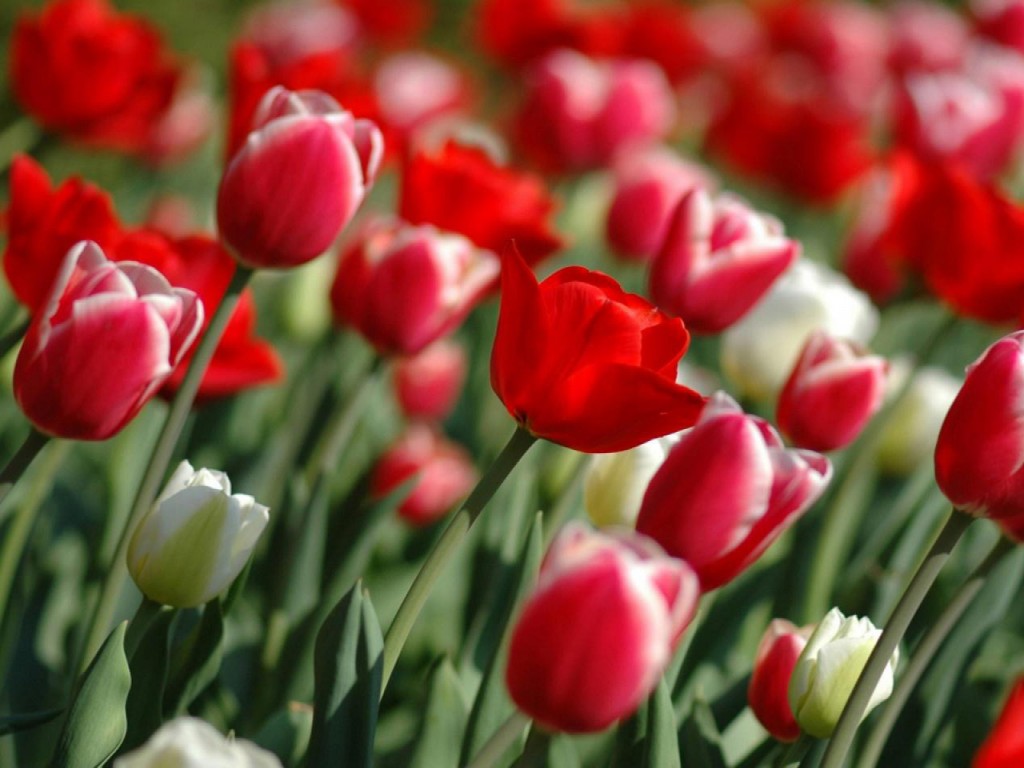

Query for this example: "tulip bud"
[777,332,888,452]
[876,362,959,476]
[605,145,714,261]
[788,608,899,739]
[114,716,281,767]
[370,424,478,526]
[331,217,499,356]
[721,260,878,402]
[636,393,831,591]
[973,677,1024,768]
[583,438,672,528]
[748,620,813,743]
[506,523,699,732]
[127,461,269,608]
[393,338,467,421]
[935,331,1024,536]
[649,190,800,334]
[217,86,383,269]
[888,1,969,74]
[14,241,203,441]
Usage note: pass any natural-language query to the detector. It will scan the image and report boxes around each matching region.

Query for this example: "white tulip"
[115,717,281,767]
[584,437,672,528]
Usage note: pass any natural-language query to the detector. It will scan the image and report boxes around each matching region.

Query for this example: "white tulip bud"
[115,717,281,767]
[876,361,960,476]
[584,438,671,528]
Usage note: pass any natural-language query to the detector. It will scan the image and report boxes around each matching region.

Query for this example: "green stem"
[122,598,164,661]
[815,509,973,768]
[0,429,50,510]
[465,710,531,768]
[778,734,815,767]
[76,266,254,673]
[855,536,1015,768]
[381,427,537,691]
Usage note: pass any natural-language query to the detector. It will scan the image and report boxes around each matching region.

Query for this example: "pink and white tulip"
[393,338,467,421]
[749,619,813,743]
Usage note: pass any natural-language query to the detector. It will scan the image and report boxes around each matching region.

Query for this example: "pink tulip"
[506,523,699,732]
[887,1,969,74]
[605,145,714,262]
[935,331,1024,537]
[330,217,499,356]
[749,619,812,743]
[636,393,831,591]
[217,86,383,268]
[777,331,888,452]
[14,241,203,440]
[393,338,467,421]
[974,0,1024,55]
[648,189,799,334]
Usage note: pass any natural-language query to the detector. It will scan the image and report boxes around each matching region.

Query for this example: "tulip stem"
[465,710,531,768]
[123,598,164,661]
[380,426,537,692]
[814,509,973,768]
[777,734,814,767]
[855,535,1015,768]
[0,428,50,510]
[76,266,254,674]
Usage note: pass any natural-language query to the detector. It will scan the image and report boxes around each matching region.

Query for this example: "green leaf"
[121,609,176,753]
[164,600,224,715]
[252,703,314,765]
[50,622,131,768]
[305,583,383,768]
[409,657,469,768]
[677,697,727,768]
[609,679,679,768]
[0,708,63,736]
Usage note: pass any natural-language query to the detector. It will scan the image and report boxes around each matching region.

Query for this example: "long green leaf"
[409,657,469,768]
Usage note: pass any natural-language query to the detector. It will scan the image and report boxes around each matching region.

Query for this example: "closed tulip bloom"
[114,716,281,767]
[14,241,202,440]
[777,331,888,452]
[935,331,1024,536]
[127,461,269,608]
[491,245,705,453]
[974,678,1024,768]
[506,523,699,732]
[876,363,960,476]
[788,608,899,739]
[649,190,799,334]
[583,437,673,528]
[331,218,499,356]
[393,338,467,421]
[636,393,831,590]
[218,87,383,269]
[748,620,813,743]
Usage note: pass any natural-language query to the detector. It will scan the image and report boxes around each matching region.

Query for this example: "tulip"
[583,438,673,528]
[605,145,714,262]
[748,619,813,743]
[373,51,472,137]
[636,393,831,590]
[506,522,699,732]
[887,1,969,74]
[788,608,899,739]
[114,716,281,767]
[14,241,203,441]
[777,331,888,452]
[491,245,705,453]
[973,677,1024,768]
[127,461,269,608]
[217,86,383,269]
[720,260,878,402]
[370,425,478,526]
[331,218,499,356]
[875,362,959,476]
[974,0,1024,56]
[649,190,799,334]
[393,338,467,421]
[935,331,1024,536]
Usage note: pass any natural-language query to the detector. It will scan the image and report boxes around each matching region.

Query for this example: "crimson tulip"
[490,246,705,453]
[749,620,812,743]
[974,678,1024,768]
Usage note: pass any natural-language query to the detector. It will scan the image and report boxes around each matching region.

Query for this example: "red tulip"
[10,0,183,154]
[749,619,812,743]
[393,339,467,421]
[974,0,1024,56]
[974,677,1024,768]
[14,242,203,440]
[935,332,1024,537]
[777,331,888,452]
[506,522,699,732]
[636,393,831,590]
[370,424,478,526]
[331,218,499,356]
[491,246,705,453]
[336,0,432,46]
[649,189,799,334]
[218,87,383,269]
[399,140,563,269]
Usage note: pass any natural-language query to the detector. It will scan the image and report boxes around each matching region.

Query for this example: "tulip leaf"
[305,582,383,768]
[164,599,224,715]
[677,697,727,768]
[460,512,543,764]
[0,708,63,736]
[252,703,314,765]
[609,678,680,768]
[513,726,579,768]
[50,622,131,768]
[409,657,469,768]
[121,608,176,753]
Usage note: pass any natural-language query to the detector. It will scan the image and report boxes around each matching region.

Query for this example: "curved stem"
[465,711,531,768]
[381,427,537,692]
[855,536,1015,768]
[76,266,254,673]
[815,509,973,768]
[0,429,50,510]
